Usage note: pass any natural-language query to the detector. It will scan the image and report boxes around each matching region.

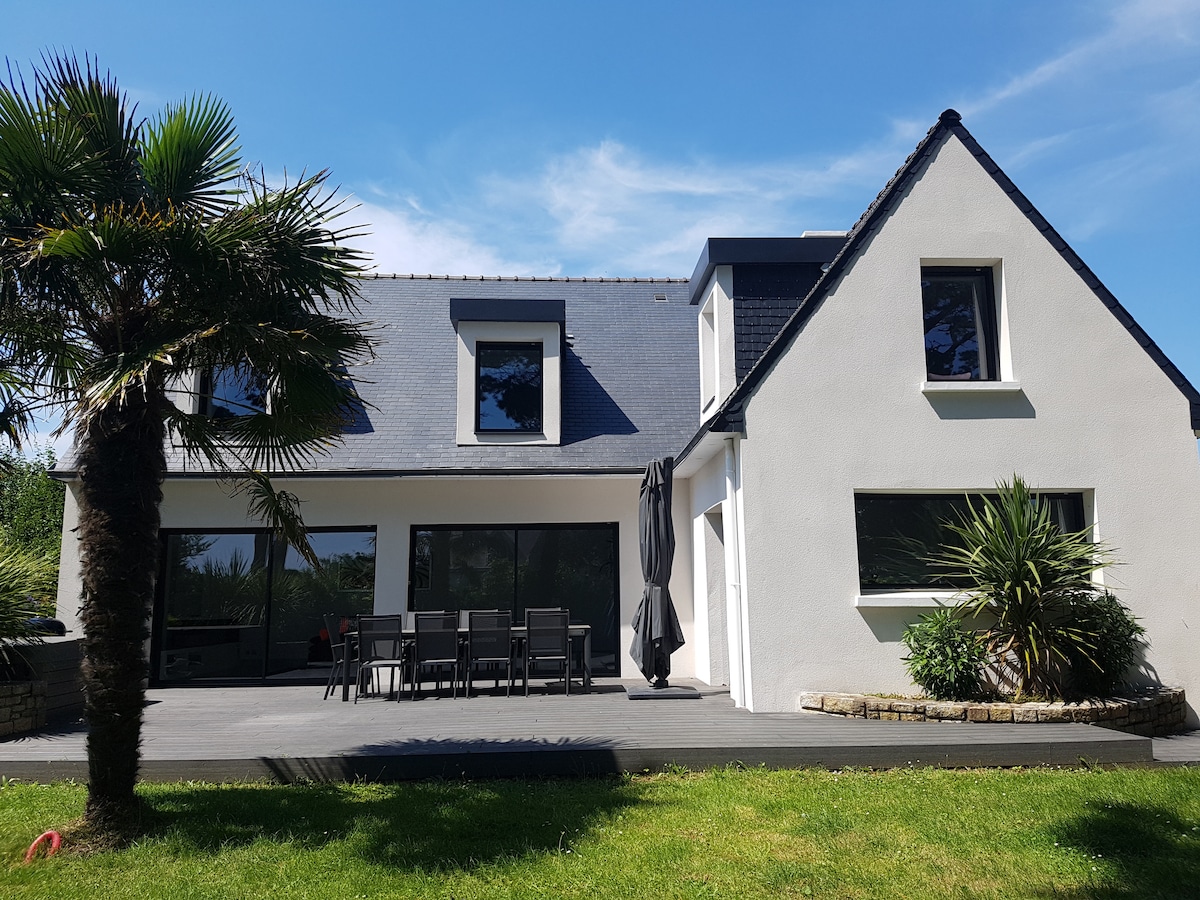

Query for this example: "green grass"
[2,766,1199,898]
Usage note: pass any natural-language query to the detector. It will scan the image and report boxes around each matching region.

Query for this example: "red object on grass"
[24,830,62,862]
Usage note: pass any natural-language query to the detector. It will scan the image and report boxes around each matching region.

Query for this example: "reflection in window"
[411,524,618,675]
[201,366,270,418]
[158,529,376,681]
[921,268,998,381]
[476,342,542,432]
[855,493,1085,591]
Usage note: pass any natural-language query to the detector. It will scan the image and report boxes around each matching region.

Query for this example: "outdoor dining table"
[340,623,592,700]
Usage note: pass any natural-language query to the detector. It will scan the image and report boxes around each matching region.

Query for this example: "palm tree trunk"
[75,390,165,829]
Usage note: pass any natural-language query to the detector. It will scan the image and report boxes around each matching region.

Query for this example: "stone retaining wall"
[0,681,47,738]
[799,687,1186,737]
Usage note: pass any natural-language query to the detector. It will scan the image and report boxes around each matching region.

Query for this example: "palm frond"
[140,95,241,214]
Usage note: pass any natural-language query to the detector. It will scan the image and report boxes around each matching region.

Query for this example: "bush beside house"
[897,476,1152,714]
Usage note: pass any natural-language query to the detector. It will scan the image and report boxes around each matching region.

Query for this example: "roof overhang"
[687,236,848,305]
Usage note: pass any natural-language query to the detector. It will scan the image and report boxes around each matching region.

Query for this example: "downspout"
[723,436,749,708]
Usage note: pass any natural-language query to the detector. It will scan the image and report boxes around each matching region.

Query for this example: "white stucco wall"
[730,133,1200,715]
[55,473,696,679]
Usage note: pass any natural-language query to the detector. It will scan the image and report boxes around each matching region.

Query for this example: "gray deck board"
[0,681,1157,782]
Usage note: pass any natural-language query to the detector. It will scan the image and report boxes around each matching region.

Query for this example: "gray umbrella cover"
[630,456,685,685]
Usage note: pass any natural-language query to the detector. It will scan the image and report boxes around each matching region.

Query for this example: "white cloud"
[343,199,555,277]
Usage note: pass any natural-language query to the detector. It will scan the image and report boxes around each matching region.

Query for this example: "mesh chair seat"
[322,614,355,700]
[464,610,514,697]
[411,612,461,699]
[524,608,571,696]
[355,615,408,702]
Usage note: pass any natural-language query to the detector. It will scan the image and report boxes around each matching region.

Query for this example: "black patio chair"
[410,611,461,699]
[463,610,514,697]
[322,613,356,700]
[354,615,408,702]
[524,608,571,696]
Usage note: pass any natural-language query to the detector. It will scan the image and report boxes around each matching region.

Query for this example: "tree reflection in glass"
[476,342,542,431]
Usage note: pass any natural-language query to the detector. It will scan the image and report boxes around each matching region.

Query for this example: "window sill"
[854,592,962,609]
[921,380,1022,394]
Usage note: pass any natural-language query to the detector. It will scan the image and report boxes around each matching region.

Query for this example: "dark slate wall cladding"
[162,277,699,473]
[732,263,826,381]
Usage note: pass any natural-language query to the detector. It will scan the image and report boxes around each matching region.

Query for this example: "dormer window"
[476,341,543,432]
[451,299,563,446]
[199,366,268,418]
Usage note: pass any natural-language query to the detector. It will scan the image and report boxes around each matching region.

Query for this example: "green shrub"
[902,610,986,701]
[931,476,1113,698]
[1065,591,1145,696]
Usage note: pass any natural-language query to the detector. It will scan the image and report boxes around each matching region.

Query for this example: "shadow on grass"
[138,769,644,872]
[1035,801,1200,899]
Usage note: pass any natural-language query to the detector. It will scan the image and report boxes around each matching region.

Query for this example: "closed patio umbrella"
[630,456,685,687]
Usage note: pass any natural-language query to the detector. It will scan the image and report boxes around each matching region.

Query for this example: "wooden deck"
[0,680,1157,782]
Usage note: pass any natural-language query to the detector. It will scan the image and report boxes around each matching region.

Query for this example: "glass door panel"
[159,533,269,681]
[268,531,377,676]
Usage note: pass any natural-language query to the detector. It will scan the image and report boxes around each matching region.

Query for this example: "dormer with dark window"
[452,298,563,445]
[689,234,846,418]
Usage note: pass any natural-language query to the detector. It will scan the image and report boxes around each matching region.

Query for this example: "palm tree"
[0,55,373,834]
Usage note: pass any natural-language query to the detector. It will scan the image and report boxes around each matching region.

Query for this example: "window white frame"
[456,320,561,446]
[918,258,1018,393]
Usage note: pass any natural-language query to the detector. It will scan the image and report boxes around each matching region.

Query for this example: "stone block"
[926,703,966,720]
[865,698,892,713]
[1038,705,1069,723]
[967,705,990,723]
[879,711,900,721]
[900,713,925,721]
[988,707,1014,723]
[824,696,866,717]
[891,701,920,714]
[799,693,824,711]
[1012,706,1041,724]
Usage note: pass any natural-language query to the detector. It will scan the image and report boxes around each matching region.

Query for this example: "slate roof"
[678,109,1200,463]
[161,275,699,475]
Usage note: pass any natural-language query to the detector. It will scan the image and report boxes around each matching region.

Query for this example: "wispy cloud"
[340,0,1199,277]
[961,0,1200,118]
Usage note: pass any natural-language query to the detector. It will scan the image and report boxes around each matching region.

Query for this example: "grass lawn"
[2,766,1199,899]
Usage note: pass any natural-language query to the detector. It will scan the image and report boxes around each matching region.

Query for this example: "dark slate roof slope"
[163,275,698,475]
[679,109,1200,459]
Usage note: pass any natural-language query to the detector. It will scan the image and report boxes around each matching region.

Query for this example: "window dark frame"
[407,522,621,676]
[921,266,999,382]
[198,365,269,419]
[151,525,377,685]
[475,341,544,433]
[855,492,1086,592]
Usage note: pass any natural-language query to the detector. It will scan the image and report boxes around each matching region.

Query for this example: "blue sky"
[6,0,1200,449]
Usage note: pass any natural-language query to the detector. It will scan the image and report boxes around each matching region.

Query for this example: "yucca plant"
[932,476,1113,698]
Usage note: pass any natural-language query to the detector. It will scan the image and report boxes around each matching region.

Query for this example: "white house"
[53,110,1200,720]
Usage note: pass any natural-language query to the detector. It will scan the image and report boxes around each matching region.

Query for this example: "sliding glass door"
[410,524,620,675]
[155,528,376,683]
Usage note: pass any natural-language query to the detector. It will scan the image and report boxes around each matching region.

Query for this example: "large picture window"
[855,493,1085,591]
[410,524,619,675]
[476,342,543,432]
[921,267,998,381]
[154,528,376,682]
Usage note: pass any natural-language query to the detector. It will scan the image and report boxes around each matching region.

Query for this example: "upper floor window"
[476,341,543,433]
[921,267,998,381]
[199,366,268,419]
